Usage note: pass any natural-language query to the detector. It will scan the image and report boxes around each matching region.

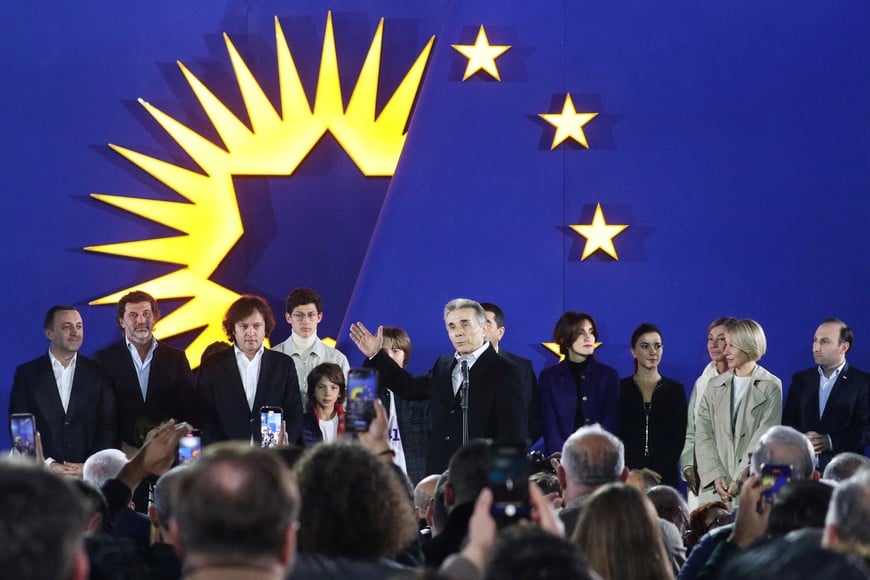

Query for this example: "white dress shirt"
[234,345,264,411]
[48,349,77,413]
[818,361,845,418]
[126,337,157,400]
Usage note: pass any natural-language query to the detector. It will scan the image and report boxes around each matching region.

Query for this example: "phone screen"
[10,413,36,457]
[489,442,531,527]
[346,368,378,433]
[177,430,202,465]
[260,406,283,448]
[760,463,792,500]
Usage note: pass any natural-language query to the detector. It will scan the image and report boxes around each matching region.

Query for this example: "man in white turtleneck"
[271,287,350,410]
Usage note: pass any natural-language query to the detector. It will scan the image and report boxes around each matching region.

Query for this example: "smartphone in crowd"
[488,442,531,527]
[346,368,378,433]
[760,463,792,501]
[177,429,202,465]
[10,413,37,457]
[260,406,283,448]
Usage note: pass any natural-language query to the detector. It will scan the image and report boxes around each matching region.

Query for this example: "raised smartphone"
[178,429,202,464]
[10,413,37,457]
[760,463,792,500]
[346,368,378,433]
[260,406,283,448]
[488,442,531,527]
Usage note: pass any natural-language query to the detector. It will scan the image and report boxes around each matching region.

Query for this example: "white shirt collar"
[234,344,265,363]
[818,359,846,379]
[454,340,491,366]
[125,336,158,356]
[48,349,77,369]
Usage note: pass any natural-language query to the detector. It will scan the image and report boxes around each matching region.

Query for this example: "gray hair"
[443,298,487,327]
[561,424,625,487]
[83,448,128,489]
[825,469,870,545]
[823,453,870,483]
[153,465,187,530]
[749,425,815,479]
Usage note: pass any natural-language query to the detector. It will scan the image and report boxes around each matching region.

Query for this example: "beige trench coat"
[694,364,782,505]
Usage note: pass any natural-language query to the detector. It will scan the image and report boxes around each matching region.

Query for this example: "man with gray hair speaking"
[350,298,528,474]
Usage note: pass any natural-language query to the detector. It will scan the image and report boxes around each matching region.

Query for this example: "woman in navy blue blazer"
[539,312,620,455]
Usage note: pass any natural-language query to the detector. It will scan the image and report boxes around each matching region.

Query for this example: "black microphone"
[460,358,470,386]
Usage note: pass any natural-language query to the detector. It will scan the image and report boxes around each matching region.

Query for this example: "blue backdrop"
[2,1,868,451]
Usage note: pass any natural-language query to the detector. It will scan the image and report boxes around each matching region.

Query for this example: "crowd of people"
[3,289,870,578]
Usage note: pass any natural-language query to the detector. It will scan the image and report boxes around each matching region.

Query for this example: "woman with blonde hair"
[695,318,782,505]
[572,483,674,580]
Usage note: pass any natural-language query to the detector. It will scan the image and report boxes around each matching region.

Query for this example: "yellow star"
[542,342,566,361]
[570,203,628,260]
[539,94,598,149]
[451,25,510,81]
[543,341,602,361]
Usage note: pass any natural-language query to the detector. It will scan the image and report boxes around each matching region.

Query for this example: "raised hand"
[349,322,383,358]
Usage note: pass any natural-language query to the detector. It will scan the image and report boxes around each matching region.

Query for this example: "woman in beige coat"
[695,319,782,506]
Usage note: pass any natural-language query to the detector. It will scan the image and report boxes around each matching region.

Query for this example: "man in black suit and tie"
[783,318,870,469]
[94,291,196,452]
[197,295,303,446]
[350,298,528,474]
[9,305,118,475]
[480,302,541,443]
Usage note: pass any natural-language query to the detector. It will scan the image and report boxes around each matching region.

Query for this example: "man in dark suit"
[480,302,541,443]
[783,318,870,469]
[9,305,118,475]
[94,291,195,452]
[350,298,527,474]
[198,295,303,446]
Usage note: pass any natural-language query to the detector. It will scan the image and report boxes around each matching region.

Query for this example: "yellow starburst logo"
[85,13,434,366]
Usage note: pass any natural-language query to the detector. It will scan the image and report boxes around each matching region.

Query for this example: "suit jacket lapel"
[466,347,497,408]
[220,351,249,410]
[437,356,459,409]
[144,345,163,404]
[804,370,821,421]
[252,353,273,412]
[66,360,89,419]
[740,376,769,435]
[112,342,145,403]
[34,356,66,418]
[821,364,849,423]
[710,374,734,440]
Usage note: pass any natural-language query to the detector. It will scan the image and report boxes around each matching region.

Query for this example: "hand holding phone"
[346,369,378,433]
[760,463,792,501]
[488,442,531,527]
[10,413,37,457]
[260,406,283,448]
[177,429,202,465]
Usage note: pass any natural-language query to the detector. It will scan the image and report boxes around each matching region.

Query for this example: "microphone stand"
[460,359,470,446]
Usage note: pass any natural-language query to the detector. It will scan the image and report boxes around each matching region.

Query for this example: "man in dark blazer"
[197,295,303,446]
[783,318,870,469]
[9,305,118,475]
[94,291,196,451]
[350,298,528,474]
[480,302,541,442]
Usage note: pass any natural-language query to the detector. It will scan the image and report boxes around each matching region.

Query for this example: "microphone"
[460,357,470,386]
